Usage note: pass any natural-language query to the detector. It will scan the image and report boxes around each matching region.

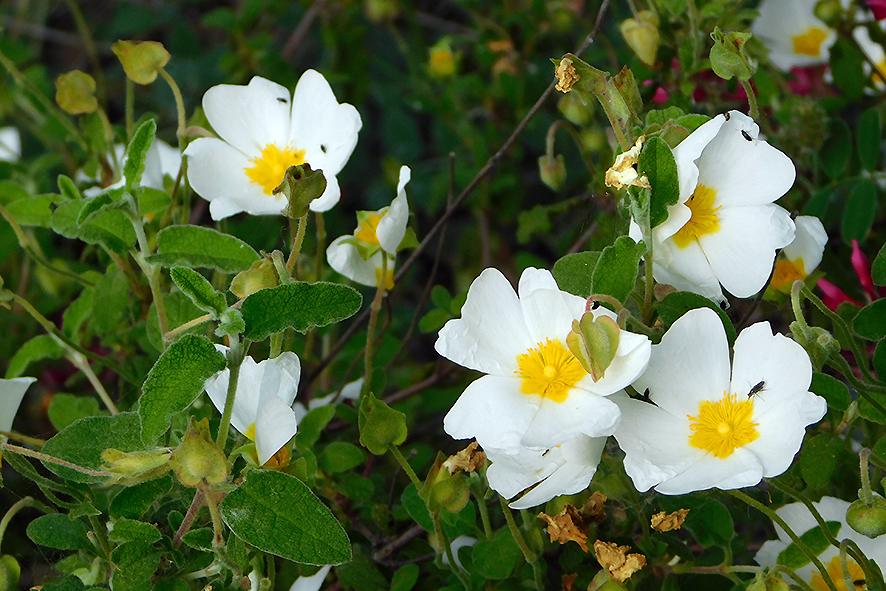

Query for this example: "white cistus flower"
[0,127,21,162]
[769,215,828,293]
[436,267,651,451]
[485,434,606,509]
[204,350,301,466]
[186,71,362,219]
[631,110,796,303]
[0,377,36,435]
[83,139,182,197]
[853,24,886,89]
[755,497,886,590]
[612,307,826,495]
[751,0,836,71]
[326,165,411,288]
[293,378,362,422]
[288,565,332,591]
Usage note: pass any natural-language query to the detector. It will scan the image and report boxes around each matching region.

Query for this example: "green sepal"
[358,392,407,455]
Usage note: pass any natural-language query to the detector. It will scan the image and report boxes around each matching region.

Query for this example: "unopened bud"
[428,38,458,79]
[55,71,98,115]
[709,27,756,81]
[620,10,660,66]
[789,322,837,371]
[539,154,567,191]
[364,0,399,22]
[276,164,327,219]
[558,93,593,126]
[112,40,170,85]
[847,496,886,538]
[0,555,20,591]
[230,258,279,299]
[358,392,407,455]
[814,0,844,26]
[429,474,470,513]
[566,312,620,381]
[101,447,172,485]
[170,418,228,487]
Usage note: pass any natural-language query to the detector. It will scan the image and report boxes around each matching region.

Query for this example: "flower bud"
[620,10,660,66]
[709,27,756,81]
[847,496,886,538]
[0,555,20,591]
[112,41,170,85]
[566,312,620,381]
[429,474,470,514]
[558,92,593,126]
[815,0,845,25]
[277,164,327,219]
[230,258,279,299]
[539,154,567,191]
[170,418,228,487]
[364,0,399,23]
[55,71,98,115]
[428,38,458,79]
[101,447,172,485]
[358,392,407,455]
[789,321,837,371]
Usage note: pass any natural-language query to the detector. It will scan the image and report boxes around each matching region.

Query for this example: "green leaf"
[319,442,367,473]
[777,521,841,568]
[138,334,226,444]
[854,299,886,341]
[108,518,162,543]
[170,267,227,317]
[552,251,601,298]
[6,335,64,378]
[295,405,336,451]
[241,281,362,341]
[139,187,171,217]
[645,107,685,127]
[0,181,30,205]
[77,192,120,226]
[40,575,84,591]
[57,174,81,201]
[400,484,433,532]
[857,109,882,171]
[220,469,352,565]
[810,372,850,412]
[390,564,419,591]
[63,286,94,337]
[146,291,204,351]
[26,514,91,550]
[336,552,388,591]
[181,528,214,550]
[859,394,886,424]
[42,412,145,483]
[111,541,160,591]
[471,527,521,580]
[147,225,259,273]
[801,433,842,488]
[820,118,852,180]
[6,195,58,227]
[638,136,680,228]
[92,266,130,335]
[842,179,877,243]
[659,291,736,345]
[830,38,866,100]
[591,236,645,303]
[125,119,157,194]
[110,474,174,520]
[52,200,136,253]
[683,499,733,546]
[47,394,101,431]
[874,340,886,378]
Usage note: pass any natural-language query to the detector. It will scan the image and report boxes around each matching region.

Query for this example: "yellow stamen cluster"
[516,338,586,403]
[356,212,386,245]
[770,258,806,291]
[244,143,306,195]
[792,27,828,57]
[687,392,759,458]
[673,184,722,249]
[811,556,866,591]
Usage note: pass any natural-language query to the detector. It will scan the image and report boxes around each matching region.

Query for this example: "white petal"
[752,0,835,70]
[655,239,725,302]
[509,436,605,509]
[754,540,787,568]
[185,138,286,219]
[0,377,36,433]
[203,76,293,155]
[254,396,298,466]
[517,267,562,295]
[653,447,763,495]
[0,127,21,162]
[518,286,585,346]
[744,390,825,478]
[783,215,827,273]
[204,356,263,435]
[576,329,651,397]
[633,308,731,418]
[520,393,621,447]
[289,565,331,591]
[290,70,361,178]
[443,375,537,451]
[435,268,532,376]
[672,114,725,203]
[485,445,559,499]
[326,237,390,287]
[700,205,795,298]
[696,116,796,207]
[268,352,301,407]
[376,166,410,254]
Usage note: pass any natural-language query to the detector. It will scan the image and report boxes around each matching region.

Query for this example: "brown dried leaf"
[539,504,589,552]
[555,58,581,93]
[561,573,578,591]
[580,491,608,523]
[651,508,689,532]
[443,441,486,474]
[593,540,646,583]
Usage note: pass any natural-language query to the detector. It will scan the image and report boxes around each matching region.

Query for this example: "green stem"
[286,214,308,276]
[0,497,48,553]
[125,77,134,140]
[314,211,326,282]
[165,313,212,343]
[769,480,840,549]
[216,338,247,448]
[472,484,493,540]
[201,482,225,548]
[1,442,112,477]
[269,333,283,359]
[159,68,187,145]
[860,448,874,505]
[62,0,106,105]
[433,511,471,590]
[174,488,205,548]
[390,445,422,490]
[0,430,46,447]
[499,495,543,591]
[67,350,119,415]
[726,489,839,591]
[843,538,885,591]
[740,79,759,120]
[89,514,112,559]
[362,255,389,399]
[595,90,631,152]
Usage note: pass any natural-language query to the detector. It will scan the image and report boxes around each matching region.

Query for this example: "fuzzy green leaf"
[471,528,522,580]
[57,175,82,200]
[77,192,121,226]
[858,108,882,171]
[591,236,646,303]
[873,243,886,286]
[659,291,737,345]
[108,518,162,543]
[47,394,101,431]
[552,251,601,298]
[52,199,136,253]
[124,119,157,195]
[170,267,227,317]
[842,179,877,244]
[801,433,842,488]
[147,225,260,273]
[6,195,58,227]
[854,299,886,341]
[638,136,680,228]
[810,372,850,412]
[111,541,160,591]
[6,335,65,379]
[26,515,91,550]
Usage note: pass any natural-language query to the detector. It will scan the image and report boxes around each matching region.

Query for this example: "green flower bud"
[230,258,279,299]
[538,154,567,191]
[558,93,593,126]
[359,392,407,455]
[364,0,399,23]
[101,447,172,485]
[620,10,660,66]
[276,164,327,219]
[709,27,756,81]
[428,38,458,79]
[429,474,470,514]
[0,555,20,591]
[170,418,228,487]
[789,321,837,371]
[566,312,620,381]
[112,40,170,85]
[847,496,886,538]
[55,71,98,115]
[814,0,843,26]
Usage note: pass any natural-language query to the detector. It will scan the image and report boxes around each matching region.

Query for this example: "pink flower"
[868,0,886,20]
[816,240,884,310]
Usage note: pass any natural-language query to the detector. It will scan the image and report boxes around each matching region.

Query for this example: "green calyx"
[566,311,621,382]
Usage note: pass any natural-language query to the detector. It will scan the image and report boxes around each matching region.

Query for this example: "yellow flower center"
[356,212,386,245]
[873,59,886,86]
[770,257,807,291]
[515,338,586,403]
[811,556,867,591]
[375,265,394,290]
[672,184,722,249]
[243,422,256,441]
[263,446,291,469]
[687,393,759,458]
[244,143,306,195]
[792,26,829,57]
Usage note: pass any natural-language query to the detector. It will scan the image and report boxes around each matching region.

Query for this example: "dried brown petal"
[651,508,689,532]
[604,136,650,189]
[580,491,608,523]
[443,441,486,474]
[539,504,589,552]
[555,59,581,93]
[593,540,646,583]
[561,573,578,591]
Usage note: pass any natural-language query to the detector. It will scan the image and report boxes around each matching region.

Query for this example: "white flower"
[485,435,606,509]
[769,215,828,293]
[326,165,411,288]
[204,350,300,466]
[0,127,21,162]
[612,307,826,495]
[751,0,836,70]
[185,71,361,219]
[0,377,36,435]
[755,497,886,589]
[441,536,477,572]
[853,24,886,88]
[82,139,181,196]
[631,110,796,303]
[293,378,362,422]
[288,565,332,591]
[436,267,651,451]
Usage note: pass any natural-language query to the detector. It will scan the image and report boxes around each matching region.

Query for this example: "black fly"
[747,380,766,398]
[741,130,753,141]
[277,97,288,103]
[591,301,601,310]
[724,112,730,121]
